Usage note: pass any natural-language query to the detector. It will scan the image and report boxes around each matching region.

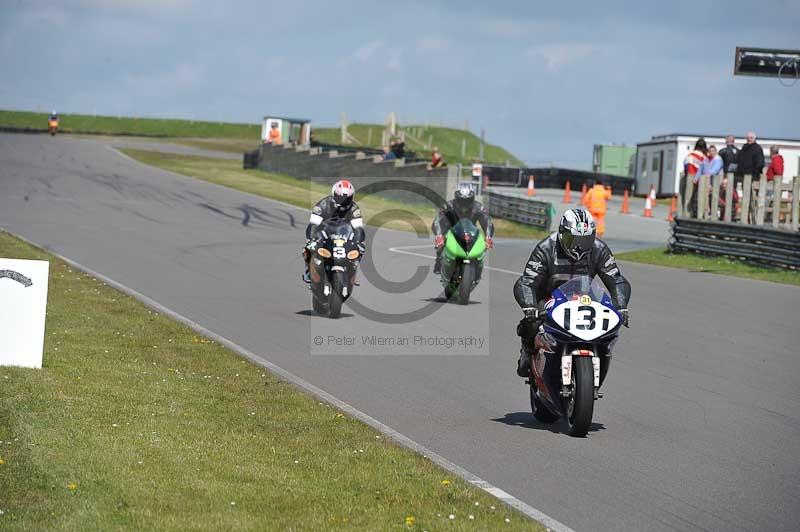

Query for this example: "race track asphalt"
[2,133,798,532]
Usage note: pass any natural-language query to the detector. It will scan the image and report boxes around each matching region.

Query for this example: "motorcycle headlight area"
[317,248,332,258]
[346,249,360,260]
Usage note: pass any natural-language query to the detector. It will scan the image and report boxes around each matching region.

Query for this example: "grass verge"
[119,149,549,240]
[0,229,542,531]
[617,247,800,286]
[313,123,523,167]
[0,109,260,139]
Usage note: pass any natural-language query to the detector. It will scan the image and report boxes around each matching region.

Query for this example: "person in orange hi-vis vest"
[266,122,282,145]
[582,180,612,236]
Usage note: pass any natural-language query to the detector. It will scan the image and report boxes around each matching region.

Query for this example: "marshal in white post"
[0,258,50,368]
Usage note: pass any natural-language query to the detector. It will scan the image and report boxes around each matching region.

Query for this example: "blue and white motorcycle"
[528,275,622,437]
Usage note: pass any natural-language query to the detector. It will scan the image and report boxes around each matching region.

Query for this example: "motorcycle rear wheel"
[530,384,559,423]
[564,356,594,437]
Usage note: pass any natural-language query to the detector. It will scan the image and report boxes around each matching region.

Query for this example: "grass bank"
[617,247,800,286]
[0,109,260,139]
[119,149,549,240]
[0,230,541,531]
[313,123,523,167]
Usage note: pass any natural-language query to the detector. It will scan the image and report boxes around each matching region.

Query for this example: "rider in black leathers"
[514,208,631,377]
[431,182,494,274]
[303,180,366,282]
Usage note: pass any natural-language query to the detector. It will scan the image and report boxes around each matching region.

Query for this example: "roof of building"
[645,133,800,144]
[263,116,311,123]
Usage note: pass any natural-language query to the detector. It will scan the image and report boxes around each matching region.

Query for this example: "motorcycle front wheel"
[564,356,594,437]
[457,263,473,305]
[328,272,345,318]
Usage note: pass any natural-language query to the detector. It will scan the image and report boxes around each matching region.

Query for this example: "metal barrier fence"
[669,217,800,269]
[487,189,553,231]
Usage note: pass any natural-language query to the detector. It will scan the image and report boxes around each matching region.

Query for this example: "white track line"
[6,229,573,532]
[388,244,521,275]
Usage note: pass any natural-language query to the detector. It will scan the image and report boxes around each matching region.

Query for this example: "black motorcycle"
[308,217,362,318]
[526,275,623,437]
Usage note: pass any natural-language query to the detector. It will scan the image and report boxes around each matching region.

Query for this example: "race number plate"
[551,299,619,341]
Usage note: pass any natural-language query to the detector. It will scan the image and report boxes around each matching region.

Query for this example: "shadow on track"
[295,310,356,319]
[491,412,605,435]
[420,297,483,305]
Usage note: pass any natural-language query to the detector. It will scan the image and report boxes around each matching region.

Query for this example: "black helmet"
[558,209,596,261]
[453,182,476,216]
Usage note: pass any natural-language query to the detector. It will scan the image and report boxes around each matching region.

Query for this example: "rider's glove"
[517,307,542,338]
[485,237,493,249]
[619,308,630,328]
[305,239,317,251]
[434,234,445,250]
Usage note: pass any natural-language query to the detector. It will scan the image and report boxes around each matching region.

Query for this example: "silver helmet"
[558,209,596,261]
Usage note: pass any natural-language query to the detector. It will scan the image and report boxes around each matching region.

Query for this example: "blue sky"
[1,0,798,167]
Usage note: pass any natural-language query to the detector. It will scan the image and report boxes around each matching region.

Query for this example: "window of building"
[640,153,648,175]
[666,150,674,170]
[652,155,660,172]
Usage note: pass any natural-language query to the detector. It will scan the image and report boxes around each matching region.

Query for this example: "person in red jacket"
[684,138,707,217]
[767,145,783,182]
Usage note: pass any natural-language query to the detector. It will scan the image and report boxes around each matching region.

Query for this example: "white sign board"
[0,258,49,368]
[472,163,483,179]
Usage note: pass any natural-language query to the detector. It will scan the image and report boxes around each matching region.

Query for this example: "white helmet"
[331,179,355,210]
[557,209,596,261]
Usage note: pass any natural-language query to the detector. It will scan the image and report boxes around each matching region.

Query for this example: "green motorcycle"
[441,219,487,305]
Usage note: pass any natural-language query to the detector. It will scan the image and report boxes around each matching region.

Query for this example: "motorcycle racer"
[431,182,494,274]
[303,179,366,283]
[513,209,631,377]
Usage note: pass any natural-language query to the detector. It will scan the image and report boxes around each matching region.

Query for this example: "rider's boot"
[433,250,442,275]
[517,338,536,378]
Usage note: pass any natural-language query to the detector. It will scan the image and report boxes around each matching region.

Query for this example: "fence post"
[723,172,734,222]
[772,178,782,229]
[755,172,767,226]
[792,176,800,232]
[683,173,694,217]
[710,173,721,221]
[741,174,753,224]
[698,175,709,219]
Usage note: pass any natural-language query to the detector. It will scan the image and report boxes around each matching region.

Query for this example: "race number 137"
[563,305,613,331]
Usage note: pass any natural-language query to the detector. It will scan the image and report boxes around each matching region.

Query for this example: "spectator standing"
[736,131,764,181]
[766,145,784,182]
[718,135,739,174]
[390,138,405,159]
[696,145,723,218]
[684,138,707,217]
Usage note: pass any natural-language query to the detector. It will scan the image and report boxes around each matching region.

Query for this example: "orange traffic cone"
[527,175,535,197]
[643,193,653,217]
[649,185,657,207]
[562,180,572,203]
[620,189,631,214]
[667,195,677,221]
[580,183,587,203]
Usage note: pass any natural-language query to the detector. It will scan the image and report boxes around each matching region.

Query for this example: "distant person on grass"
[428,148,446,170]
[382,145,396,161]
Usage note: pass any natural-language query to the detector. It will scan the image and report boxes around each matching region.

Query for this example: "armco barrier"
[487,189,553,231]
[669,217,800,269]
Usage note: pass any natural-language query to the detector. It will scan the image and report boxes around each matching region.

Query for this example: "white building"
[634,133,800,196]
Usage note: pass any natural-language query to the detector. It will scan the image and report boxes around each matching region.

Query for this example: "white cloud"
[526,43,596,71]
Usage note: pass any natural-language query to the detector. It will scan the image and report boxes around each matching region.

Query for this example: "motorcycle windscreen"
[445,219,485,259]
[547,275,620,341]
